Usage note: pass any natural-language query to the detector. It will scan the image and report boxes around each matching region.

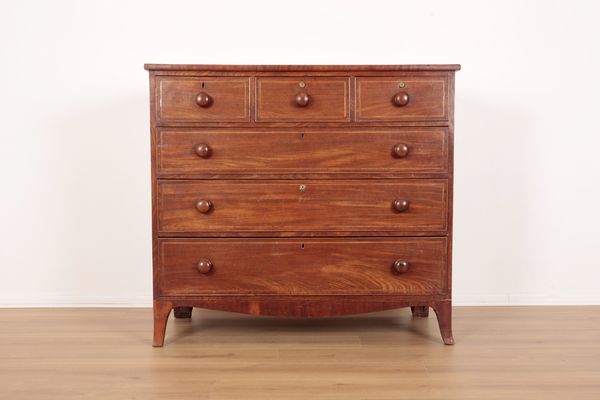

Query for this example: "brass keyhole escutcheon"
[298,81,306,88]
[299,184,306,192]
[398,82,406,88]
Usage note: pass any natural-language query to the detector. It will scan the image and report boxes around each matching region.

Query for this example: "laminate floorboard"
[0,307,598,399]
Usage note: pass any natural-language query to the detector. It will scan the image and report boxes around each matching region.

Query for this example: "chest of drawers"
[145,64,460,346]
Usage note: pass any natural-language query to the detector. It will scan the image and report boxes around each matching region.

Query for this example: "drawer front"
[256,77,349,122]
[157,180,447,234]
[356,77,448,121]
[158,238,447,295]
[156,77,250,123]
[157,128,448,177]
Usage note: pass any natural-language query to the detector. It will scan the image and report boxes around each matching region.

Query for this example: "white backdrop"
[1,0,599,306]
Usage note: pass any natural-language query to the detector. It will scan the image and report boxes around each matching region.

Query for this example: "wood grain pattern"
[152,299,172,347]
[149,72,159,300]
[157,77,250,123]
[3,307,599,399]
[158,238,447,296]
[356,77,448,121]
[147,64,459,346]
[433,299,454,345]
[157,179,447,234]
[145,64,462,71]
[157,127,448,178]
[157,296,431,317]
[256,77,349,122]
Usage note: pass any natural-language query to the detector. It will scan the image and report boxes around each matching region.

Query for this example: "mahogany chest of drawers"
[145,64,460,346]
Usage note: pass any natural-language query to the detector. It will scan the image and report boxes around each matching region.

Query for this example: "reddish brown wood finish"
[393,91,410,107]
[157,180,447,234]
[158,238,447,296]
[356,77,448,121]
[156,77,250,123]
[147,64,459,347]
[433,300,454,345]
[157,128,448,178]
[154,296,442,318]
[152,300,172,347]
[256,77,349,122]
[195,92,211,107]
[196,258,212,274]
[145,64,461,72]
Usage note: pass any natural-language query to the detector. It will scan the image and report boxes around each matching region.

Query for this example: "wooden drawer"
[157,128,448,178]
[157,180,447,234]
[156,77,250,123]
[256,77,349,122]
[158,238,447,295]
[356,77,448,121]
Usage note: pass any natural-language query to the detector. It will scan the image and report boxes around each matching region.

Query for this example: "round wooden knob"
[393,144,409,158]
[393,260,410,274]
[392,91,409,107]
[295,92,310,107]
[197,258,213,274]
[195,92,211,107]
[194,143,211,158]
[195,200,212,213]
[393,199,409,212]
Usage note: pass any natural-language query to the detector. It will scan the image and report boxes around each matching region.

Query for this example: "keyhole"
[201,82,206,88]
[300,132,305,140]
[300,243,305,249]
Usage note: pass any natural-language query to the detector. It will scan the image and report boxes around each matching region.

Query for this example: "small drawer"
[157,128,448,178]
[256,77,350,122]
[158,238,447,295]
[156,77,250,123]
[157,179,447,234]
[356,77,448,121]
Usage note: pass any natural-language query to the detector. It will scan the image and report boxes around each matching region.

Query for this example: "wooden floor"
[0,307,599,399]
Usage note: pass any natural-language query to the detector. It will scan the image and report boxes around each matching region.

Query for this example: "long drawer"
[157,180,447,234]
[158,238,447,295]
[157,128,448,178]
